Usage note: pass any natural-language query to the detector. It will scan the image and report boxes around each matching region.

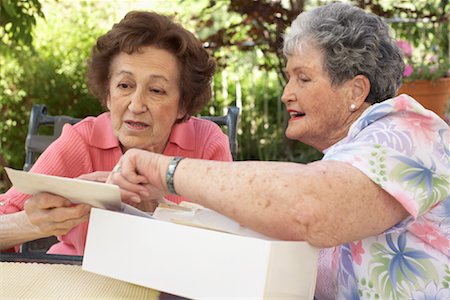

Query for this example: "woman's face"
[282,42,354,151]
[107,45,184,153]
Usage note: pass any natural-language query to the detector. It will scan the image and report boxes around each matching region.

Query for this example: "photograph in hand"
[5,167,121,211]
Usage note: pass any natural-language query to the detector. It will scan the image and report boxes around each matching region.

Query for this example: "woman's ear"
[106,96,111,111]
[351,75,371,106]
[177,108,187,120]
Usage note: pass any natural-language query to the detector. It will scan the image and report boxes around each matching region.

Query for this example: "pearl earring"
[349,104,356,112]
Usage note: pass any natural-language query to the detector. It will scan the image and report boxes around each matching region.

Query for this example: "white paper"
[5,167,121,211]
[153,202,272,239]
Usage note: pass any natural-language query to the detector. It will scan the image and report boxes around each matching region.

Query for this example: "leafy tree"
[0,0,44,53]
[0,1,114,191]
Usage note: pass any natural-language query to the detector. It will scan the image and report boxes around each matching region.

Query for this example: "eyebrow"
[114,71,169,82]
[284,66,300,77]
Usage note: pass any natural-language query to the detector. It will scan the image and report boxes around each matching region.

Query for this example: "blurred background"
[1,0,448,192]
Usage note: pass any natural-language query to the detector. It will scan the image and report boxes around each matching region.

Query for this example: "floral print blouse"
[320,94,450,299]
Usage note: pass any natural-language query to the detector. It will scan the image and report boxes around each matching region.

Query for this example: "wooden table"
[0,252,187,300]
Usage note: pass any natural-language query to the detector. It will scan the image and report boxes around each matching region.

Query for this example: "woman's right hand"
[23,192,91,237]
[109,149,170,205]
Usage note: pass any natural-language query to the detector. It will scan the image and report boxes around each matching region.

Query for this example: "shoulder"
[168,117,232,161]
[324,95,449,218]
[171,117,226,141]
[60,112,117,149]
[353,95,448,135]
[183,116,223,130]
[67,112,109,137]
[190,117,224,135]
[344,95,449,158]
[188,117,229,147]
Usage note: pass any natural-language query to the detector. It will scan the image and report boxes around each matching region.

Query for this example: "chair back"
[200,106,239,160]
[24,104,81,171]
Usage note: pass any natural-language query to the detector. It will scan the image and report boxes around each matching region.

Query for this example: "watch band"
[166,156,185,195]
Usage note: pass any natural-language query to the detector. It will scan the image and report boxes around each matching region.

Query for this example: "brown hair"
[87,11,216,121]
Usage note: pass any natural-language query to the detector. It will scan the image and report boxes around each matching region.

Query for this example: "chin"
[119,138,140,151]
[284,128,300,140]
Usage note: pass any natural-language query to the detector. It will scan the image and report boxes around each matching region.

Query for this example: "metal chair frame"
[24,105,81,172]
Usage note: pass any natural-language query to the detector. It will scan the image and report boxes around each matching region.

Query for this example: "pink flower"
[410,221,450,254]
[403,64,413,77]
[429,65,438,74]
[397,40,412,57]
[350,240,365,265]
[398,112,437,147]
[429,55,438,63]
[393,95,414,112]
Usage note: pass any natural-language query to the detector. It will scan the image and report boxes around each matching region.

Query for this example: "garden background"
[0,0,448,192]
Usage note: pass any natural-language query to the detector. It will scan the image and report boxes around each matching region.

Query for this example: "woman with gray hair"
[111,3,449,299]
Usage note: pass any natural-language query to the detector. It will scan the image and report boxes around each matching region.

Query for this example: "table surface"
[0,253,187,300]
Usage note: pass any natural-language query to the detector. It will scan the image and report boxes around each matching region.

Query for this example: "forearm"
[0,211,47,251]
[172,159,408,247]
[173,159,313,240]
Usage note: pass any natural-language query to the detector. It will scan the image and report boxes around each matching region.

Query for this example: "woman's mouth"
[124,120,149,130]
[288,110,305,120]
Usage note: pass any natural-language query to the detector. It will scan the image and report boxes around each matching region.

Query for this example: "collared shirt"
[317,95,450,299]
[0,112,232,254]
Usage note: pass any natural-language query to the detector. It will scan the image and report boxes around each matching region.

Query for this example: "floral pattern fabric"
[321,95,450,299]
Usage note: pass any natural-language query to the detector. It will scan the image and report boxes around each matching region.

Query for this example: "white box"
[82,208,318,299]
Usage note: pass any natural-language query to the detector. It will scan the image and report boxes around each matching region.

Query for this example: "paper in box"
[83,208,318,299]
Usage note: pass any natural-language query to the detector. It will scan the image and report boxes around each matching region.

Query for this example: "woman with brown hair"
[0,11,232,255]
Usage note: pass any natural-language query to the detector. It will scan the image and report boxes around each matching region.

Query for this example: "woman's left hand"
[77,171,110,183]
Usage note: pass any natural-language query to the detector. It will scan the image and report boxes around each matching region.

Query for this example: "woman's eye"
[298,76,310,82]
[118,83,130,89]
[150,88,165,94]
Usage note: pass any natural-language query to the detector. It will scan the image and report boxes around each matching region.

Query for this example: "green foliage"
[0,1,115,191]
[193,0,322,162]
[0,0,44,53]
[385,0,449,82]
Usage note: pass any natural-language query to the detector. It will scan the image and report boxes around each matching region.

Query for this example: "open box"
[82,207,318,299]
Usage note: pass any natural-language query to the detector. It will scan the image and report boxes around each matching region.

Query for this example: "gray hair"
[283,2,404,103]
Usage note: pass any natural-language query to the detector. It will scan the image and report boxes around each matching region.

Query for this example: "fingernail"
[131,196,141,203]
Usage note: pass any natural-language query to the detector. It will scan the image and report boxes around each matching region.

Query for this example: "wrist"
[165,156,185,195]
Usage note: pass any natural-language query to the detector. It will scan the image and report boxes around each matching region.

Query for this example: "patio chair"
[23,104,81,172]
[20,103,239,253]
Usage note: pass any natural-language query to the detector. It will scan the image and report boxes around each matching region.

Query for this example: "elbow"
[284,197,342,248]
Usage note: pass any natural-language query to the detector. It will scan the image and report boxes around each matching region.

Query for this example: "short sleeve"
[323,97,450,230]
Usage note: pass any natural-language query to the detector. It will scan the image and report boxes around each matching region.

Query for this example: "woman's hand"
[23,192,91,237]
[108,149,171,210]
[77,171,110,183]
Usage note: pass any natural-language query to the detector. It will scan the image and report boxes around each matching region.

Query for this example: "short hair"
[283,2,404,103]
[88,11,216,121]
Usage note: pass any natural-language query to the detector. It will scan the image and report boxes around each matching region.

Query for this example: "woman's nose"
[128,91,148,113]
[281,80,295,104]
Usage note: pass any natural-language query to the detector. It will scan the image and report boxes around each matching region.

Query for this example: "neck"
[314,102,371,152]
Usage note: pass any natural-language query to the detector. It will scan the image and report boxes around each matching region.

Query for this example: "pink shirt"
[0,112,232,254]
